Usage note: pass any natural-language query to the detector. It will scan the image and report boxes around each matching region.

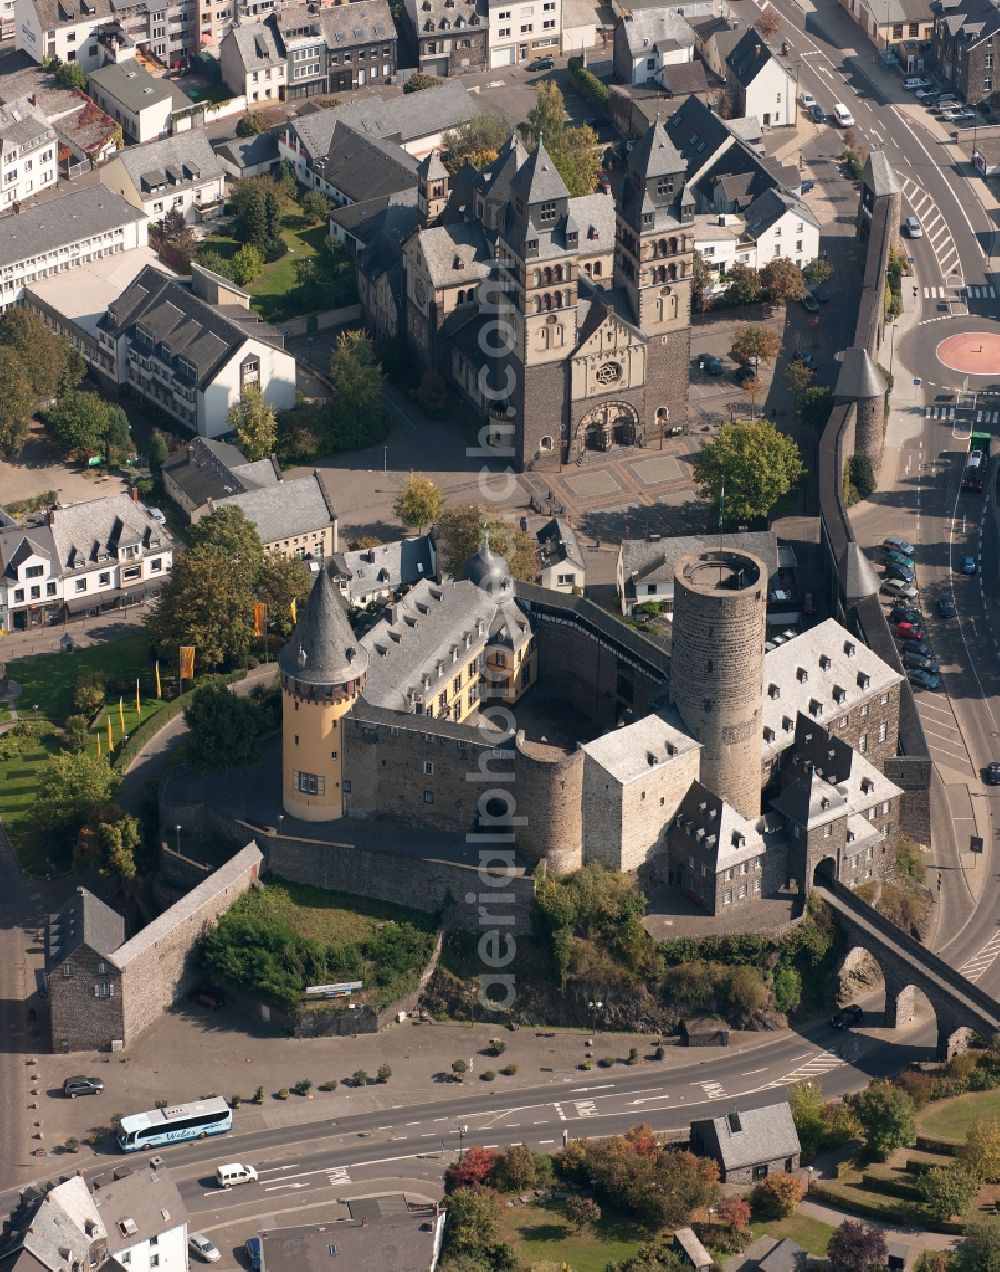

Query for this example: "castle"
[360,121,694,470]
[277,542,905,915]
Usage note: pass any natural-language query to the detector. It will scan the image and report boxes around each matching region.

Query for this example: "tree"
[150,543,256,669]
[33,752,119,837]
[916,1164,978,1221]
[445,1146,499,1191]
[404,72,443,93]
[755,7,781,36]
[693,419,804,525]
[236,111,264,137]
[724,263,763,306]
[804,256,834,288]
[749,1172,804,1221]
[376,1063,392,1083]
[731,325,781,366]
[149,430,170,473]
[411,370,449,415]
[105,405,131,464]
[229,384,276,461]
[74,673,107,717]
[394,474,445,534]
[852,1080,915,1160]
[235,183,268,246]
[962,1117,1000,1183]
[717,1197,751,1230]
[231,243,264,286]
[329,329,385,449]
[189,505,264,593]
[444,1188,503,1260]
[790,1081,827,1160]
[772,964,802,1013]
[608,1239,685,1272]
[0,307,69,399]
[827,1220,888,1272]
[691,250,713,312]
[302,189,330,222]
[258,554,314,638]
[801,385,833,431]
[451,1058,468,1078]
[45,388,109,456]
[785,358,816,414]
[739,374,764,420]
[565,1195,601,1235]
[62,715,89,754]
[0,347,35,459]
[492,1144,551,1192]
[184,681,266,771]
[444,113,511,171]
[954,1219,1000,1272]
[762,258,806,304]
[523,82,600,196]
[55,60,87,89]
[434,503,538,580]
[158,205,190,246]
[96,809,141,881]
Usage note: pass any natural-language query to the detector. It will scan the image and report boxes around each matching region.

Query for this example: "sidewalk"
[798,1197,959,1255]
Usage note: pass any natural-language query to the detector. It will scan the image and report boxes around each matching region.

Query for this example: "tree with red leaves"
[827,1219,888,1272]
[717,1196,751,1230]
[444,1146,500,1192]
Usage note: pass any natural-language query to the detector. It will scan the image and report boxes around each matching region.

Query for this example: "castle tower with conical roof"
[278,568,368,822]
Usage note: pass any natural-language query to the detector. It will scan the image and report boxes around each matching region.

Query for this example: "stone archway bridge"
[815,881,1000,1059]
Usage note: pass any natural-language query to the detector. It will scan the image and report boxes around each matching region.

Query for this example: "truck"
[962,431,991,492]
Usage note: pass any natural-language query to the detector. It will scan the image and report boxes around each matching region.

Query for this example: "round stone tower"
[278,568,368,822]
[669,549,768,820]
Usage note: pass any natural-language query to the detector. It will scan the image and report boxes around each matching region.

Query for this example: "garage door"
[491,45,516,68]
[421,57,449,78]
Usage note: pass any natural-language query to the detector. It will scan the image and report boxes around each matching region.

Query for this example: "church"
[359,121,695,471]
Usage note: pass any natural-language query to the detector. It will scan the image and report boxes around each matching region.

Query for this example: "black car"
[63,1076,104,1098]
[734,364,758,383]
[986,762,1000,786]
[937,597,958,620]
[884,564,915,584]
[831,1004,863,1029]
[889,606,922,625]
[701,355,726,375]
[527,55,555,70]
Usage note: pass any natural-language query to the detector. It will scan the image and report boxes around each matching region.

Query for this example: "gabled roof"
[48,492,174,573]
[743,187,820,239]
[19,1176,105,1272]
[618,8,696,59]
[213,472,336,546]
[333,534,437,603]
[627,117,685,181]
[536,517,586,573]
[584,711,699,785]
[839,542,882,603]
[162,436,280,509]
[276,0,395,49]
[112,130,224,196]
[313,121,419,203]
[664,94,737,179]
[278,566,369,686]
[691,1101,800,1169]
[619,531,779,602]
[46,886,125,970]
[0,185,145,271]
[659,60,710,96]
[92,1161,187,1254]
[509,140,570,206]
[672,779,765,870]
[412,220,491,289]
[221,19,284,71]
[726,27,779,88]
[0,531,52,579]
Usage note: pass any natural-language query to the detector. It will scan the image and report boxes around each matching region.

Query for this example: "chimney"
[47,507,56,525]
[131,486,139,503]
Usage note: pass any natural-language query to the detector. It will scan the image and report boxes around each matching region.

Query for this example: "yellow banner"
[290,598,297,624]
[107,716,113,751]
[118,697,125,730]
[179,646,195,681]
[253,601,266,637]
[135,678,141,716]
[96,734,101,758]
[155,660,162,699]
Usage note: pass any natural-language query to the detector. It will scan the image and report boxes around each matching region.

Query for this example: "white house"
[96,264,297,438]
[612,8,695,86]
[98,131,225,225]
[695,190,820,287]
[87,59,194,145]
[536,517,585,592]
[219,20,287,103]
[14,0,201,71]
[0,493,175,632]
[487,0,562,70]
[0,97,57,208]
[0,184,147,310]
[726,28,796,127]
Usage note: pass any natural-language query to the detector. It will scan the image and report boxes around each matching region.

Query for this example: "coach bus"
[117,1097,232,1152]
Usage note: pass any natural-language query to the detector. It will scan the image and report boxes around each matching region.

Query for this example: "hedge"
[569,58,610,116]
[914,1135,960,1157]
[860,1172,923,1201]
[808,1181,963,1234]
[112,670,246,771]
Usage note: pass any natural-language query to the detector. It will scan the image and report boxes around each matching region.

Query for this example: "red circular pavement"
[936,331,1000,375]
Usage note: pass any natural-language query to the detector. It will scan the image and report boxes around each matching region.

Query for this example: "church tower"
[417,151,449,227]
[278,568,368,822]
[615,120,694,432]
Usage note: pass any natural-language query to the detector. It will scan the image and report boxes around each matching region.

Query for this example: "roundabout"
[936,330,1000,376]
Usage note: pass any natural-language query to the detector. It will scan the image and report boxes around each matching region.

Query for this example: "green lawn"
[198,217,330,323]
[918,1091,1000,1143]
[8,634,158,724]
[502,1198,650,1272]
[262,875,437,945]
[750,1213,835,1256]
[0,723,60,873]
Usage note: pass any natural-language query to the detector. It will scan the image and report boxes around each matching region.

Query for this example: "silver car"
[904,216,922,238]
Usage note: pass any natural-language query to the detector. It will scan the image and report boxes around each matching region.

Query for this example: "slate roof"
[0,527,55,580]
[29,0,118,30]
[276,0,395,49]
[221,20,284,72]
[672,780,766,871]
[583,711,699,784]
[691,1101,800,1169]
[619,531,778,603]
[771,718,901,830]
[743,187,819,239]
[18,1177,106,1272]
[0,185,145,271]
[313,121,418,203]
[88,60,190,115]
[536,517,585,574]
[659,60,710,95]
[92,1160,186,1254]
[0,98,53,158]
[46,886,125,971]
[214,472,336,546]
[258,1204,444,1272]
[413,220,491,288]
[863,148,900,197]
[101,265,286,390]
[664,94,738,178]
[215,131,281,175]
[113,130,224,196]
[759,1237,811,1271]
[835,347,886,401]
[726,27,776,87]
[49,492,173,572]
[278,566,369,685]
[627,117,685,180]
[618,8,696,59]
[509,140,570,205]
[333,534,437,604]
[694,141,796,212]
[162,436,280,509]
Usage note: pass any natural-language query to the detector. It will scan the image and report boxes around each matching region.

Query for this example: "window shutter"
[93,984,100,997]
[109,983,115,997]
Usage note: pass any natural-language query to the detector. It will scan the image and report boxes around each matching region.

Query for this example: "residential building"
[562,0,598,56]
[725,28,796,126]
[0,184,147,310]
[0,492,175,631]
[404,0,488,78]
[14,0,203,72]
[203,0,278,50]
[487,0,561,71]
[0,97,57,209]
[98,131,225,224]
[690,1102,801,1182]
[258,1199,445,1272]
[932,0,1000,104]
[87,58,193,144]
[0,1162,188,1272]
[206,469,338,561]
[216,130,281,178]
[96,264,296,437]
[535,516,585,592]
[840,0,933,55]
[617,530,780,615]
[219,19,286,102]
[612,8,695,86]
[275,0,397,101]
[694,191,819,288]
[691,15,744,78]
[161,435,281,519]
[331,534,437,607]
[310,121,418,206]
[352,195,421,336]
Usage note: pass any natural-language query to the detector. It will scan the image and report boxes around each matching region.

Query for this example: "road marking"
[261,1181,312,1193]
[694,1080,726,1100]
[539,1139,555,1145]
[553,1103,567,1121]
[569,1085,614,1092]
[960,930,1000,981]
[573,1100,597,1118]
[740,1068,767,1076]
[257,1164,301,1174]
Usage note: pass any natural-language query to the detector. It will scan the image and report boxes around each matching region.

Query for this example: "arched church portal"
[575,402,640,453]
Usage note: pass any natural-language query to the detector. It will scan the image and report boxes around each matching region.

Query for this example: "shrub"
[231,1094,241,1108]
[275,1088,289,1100]
[652,1045,665,1061]
[895,1068,935,1110]
[319,1079,338,1092]
[352,1070,369,1087]
[481,1069,496,1082]
[253,1085,264,1104]
[627,1047,639,1065]
[63,1137,80,1153]
[597,1056,615,1068]
[236,112,264,137]
[501,1063,517,1076]
[74,673,107,717]
[717,1197,751,1230]
[579,1059,593,1070]
[452,1059,468,1077]
[62,715,89,754]
[292,1078,312,1096]
[485,1039,506,1057]
[750,1172,804,1221]
[850,453,876,500]
[154,1099,168,1110]
[377,1064,392,1084]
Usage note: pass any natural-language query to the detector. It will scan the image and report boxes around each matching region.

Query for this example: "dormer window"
[844,640,855,656]
[858,672,870,689]
[796,667,808,683]
[819,654,831,670]
[656,177,674,195]
[767,683,780,699]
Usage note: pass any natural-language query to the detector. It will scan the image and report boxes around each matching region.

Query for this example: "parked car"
[884,564,916,584]
[800,178,815,193]
[189,1234,221,1264]
[908,668,942,690]
[889,606,922,625]
[903,652,940,674]
[810,103,826,123]
[801,292,820,313]
[884,550,915,571]
[792,349,817,368]
[245,1238,263,1272]
[895,621,926,640]
[63,1076,104,1099]
[950,110,977,125]
[147,507,166,523]
[936,93,957,105]
[702,355,726,375]
[527,55,554,70]
[189,987,224,1010]
[899,639,934,658]
[734,364,758,383]
[904,216,923,238]
[937,597,958,620]
[884,536,915,555]
[915,88,939,101]
[801,90,817,108]
[960,555,978,575]
[833,102,855,127]
[984,761,1000,786]
[832,1004,863,1028]
[904,76,931,90]
[882,579,919,600]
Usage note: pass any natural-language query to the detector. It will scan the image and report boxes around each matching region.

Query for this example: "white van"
[833,103,855,127]
[216,1162,258,1188]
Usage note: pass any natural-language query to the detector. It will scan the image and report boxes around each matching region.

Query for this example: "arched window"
[554,291,563,308]
[666,263,677,283]
[592,260,602,277]
[553,264,563,282]
[543,293,552,311]
[539,435,553,451]
[668,237,678,255]
[543,266,553,285]
[534,296,542,314]
[533,269,541,287]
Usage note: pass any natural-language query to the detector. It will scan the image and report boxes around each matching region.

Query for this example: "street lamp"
[588,999,603,1034]
[458,1123,469,1160]
[174,823,181,855]
[277,813,285,838]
